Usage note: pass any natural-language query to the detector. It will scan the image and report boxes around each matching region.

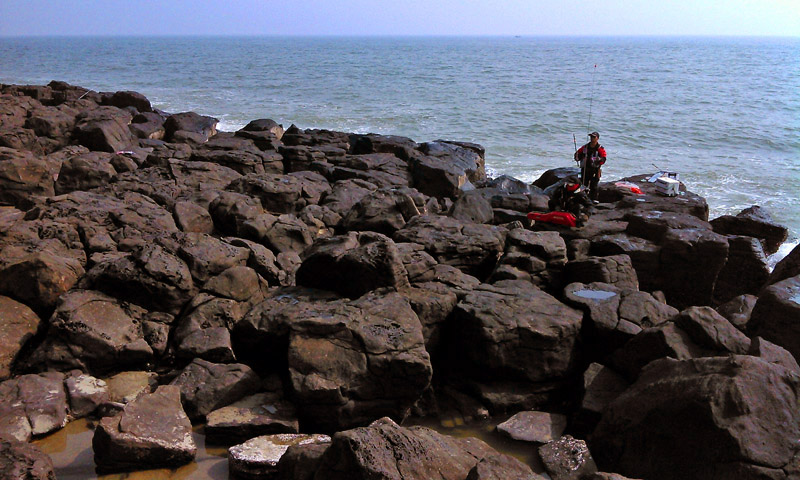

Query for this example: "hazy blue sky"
[0,0,798,37]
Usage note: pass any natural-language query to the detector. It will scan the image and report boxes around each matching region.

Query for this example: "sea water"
[1,36,798,259]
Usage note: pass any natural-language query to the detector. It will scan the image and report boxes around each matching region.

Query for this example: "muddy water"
[33,419,229,480]
[35,415,546,479]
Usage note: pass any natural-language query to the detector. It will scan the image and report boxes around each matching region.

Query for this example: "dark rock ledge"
[0,81,797,480]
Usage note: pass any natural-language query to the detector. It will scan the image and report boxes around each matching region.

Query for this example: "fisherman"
[574,131,607,202]
[548,175,593,227]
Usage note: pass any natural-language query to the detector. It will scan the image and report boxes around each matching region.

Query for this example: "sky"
[0,0,798,37]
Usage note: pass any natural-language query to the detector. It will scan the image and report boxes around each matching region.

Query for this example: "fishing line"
[587,64,597,132]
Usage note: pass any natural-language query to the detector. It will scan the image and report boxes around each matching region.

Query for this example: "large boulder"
[169,358,261,420]
[54,151,117,194]
[748,275,800,361]
[0,251,85,313]
[307,416,538,480]
[163,111,218,143]
[490,229,567,290]
[226,171,331,215]
[234,289,432,431]
[658,227,729,309]
[394,215,507,280]
[446,280,583,402]
[0,147,54,209]
[22,290,154,374]
[0,437,55,480]
[712,235,770,304]
[296,231,409,298]
[710,205,788,256]
[768,243,800,286]
[0,296,41,380]
[563,255,639,291]
[339,187,424,235]
[92,385,196,473]
[72,106,135,152]
[106,90,153,113]
[81,244,196,315]
[592,356,800,480]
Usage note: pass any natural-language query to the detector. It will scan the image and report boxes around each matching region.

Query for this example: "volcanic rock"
[748,275,800,361]
[228,433,330,479]
[710,205,788,256]
[0,296,41,380]
[0,436,55,480]
[93,385,196,473]
[169,358,261,420]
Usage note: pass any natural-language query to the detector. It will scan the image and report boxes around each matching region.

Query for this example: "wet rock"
[713,235,770,304]
[0,296,41,380]
[0,372,67,439]
[169,358,261,420]
[748,275,800,361]
[563,254,639,291]
[205,392,299,444]
[394,214,507,280]
[93,385,196,473]
[465,455,545,480]
[275,440,335,480]
[72,106,134,152]
[311,416,536,480]
[538,435,598,480]
[228,433,330,479]
[710,205,788,256]
[496,411,568,443]
[769,243,800,286]
[0,147,55,209]
[715,294,757,331]
[296,231,409,298]
[0,437,55,480]
[532,167,581,190]
[448,280,582,385]
[592,356,800,480]
[339,187,424,235]
[164,111,218,143]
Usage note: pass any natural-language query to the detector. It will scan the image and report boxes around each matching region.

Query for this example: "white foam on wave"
[216,119,247,133]
[768,239,799,272]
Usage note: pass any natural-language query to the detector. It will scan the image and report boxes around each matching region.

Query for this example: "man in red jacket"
[574,131,607,202]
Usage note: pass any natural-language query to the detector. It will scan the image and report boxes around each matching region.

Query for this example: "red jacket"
[575,143,607,168]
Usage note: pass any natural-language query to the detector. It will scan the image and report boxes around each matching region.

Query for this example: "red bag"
[527,211,577,227]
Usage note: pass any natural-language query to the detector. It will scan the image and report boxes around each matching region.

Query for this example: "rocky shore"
[1,81,799,480]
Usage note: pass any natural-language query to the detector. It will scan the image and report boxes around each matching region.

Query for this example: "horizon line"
[1,33,798,40]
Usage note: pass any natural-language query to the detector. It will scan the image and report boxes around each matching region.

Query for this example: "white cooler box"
[655,176,680,196]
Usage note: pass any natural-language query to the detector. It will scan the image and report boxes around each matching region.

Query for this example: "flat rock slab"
[496,411,567,443]
[205,392,299,444]
[64,372,108,418]
[105,371,157,404]
[93,385,196,473]
[228,433,330,479]
[169,358,261,420]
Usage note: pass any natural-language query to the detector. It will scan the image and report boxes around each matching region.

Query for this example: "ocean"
[1,35,798,262]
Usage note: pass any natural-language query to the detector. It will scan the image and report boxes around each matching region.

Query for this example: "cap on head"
[589,132,600,138]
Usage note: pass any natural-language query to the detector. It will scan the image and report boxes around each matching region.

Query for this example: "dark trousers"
[582,168,600,201]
